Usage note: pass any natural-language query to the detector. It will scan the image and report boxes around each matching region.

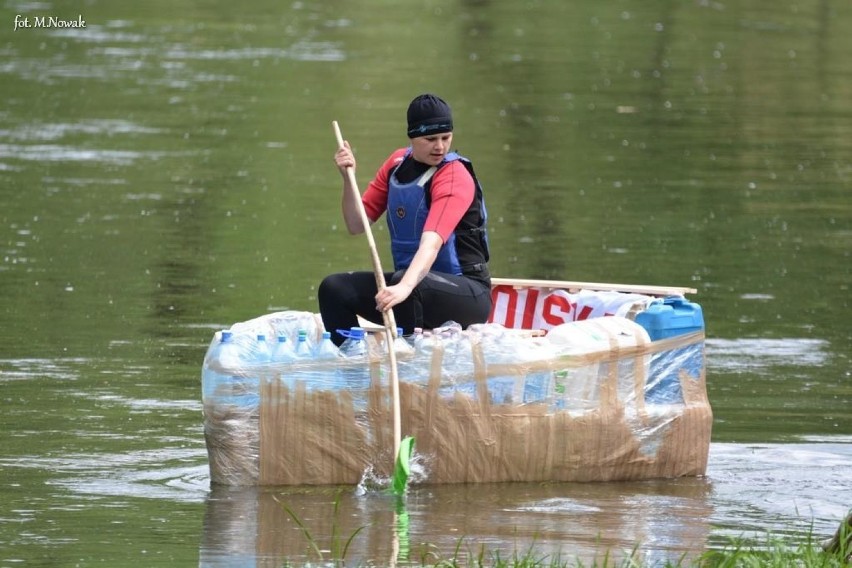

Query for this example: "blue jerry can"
[635,297,705,405]
[634,297,704,341]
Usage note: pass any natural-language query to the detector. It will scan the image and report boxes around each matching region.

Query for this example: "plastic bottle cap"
[322,331,331,339]
[221,330,233,342]
[277,334,287,342]
[335,326,366,340]
[257,334,266,341]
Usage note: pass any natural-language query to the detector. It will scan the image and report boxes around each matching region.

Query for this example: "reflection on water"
[200,479,715,567]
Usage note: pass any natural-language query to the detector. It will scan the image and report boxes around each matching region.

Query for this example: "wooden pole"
[332,121,402,465]
[491,277,697,297]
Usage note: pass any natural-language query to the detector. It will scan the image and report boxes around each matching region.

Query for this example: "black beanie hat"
[406,94,453,138]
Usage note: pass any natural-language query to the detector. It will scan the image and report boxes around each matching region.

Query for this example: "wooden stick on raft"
[491,277,697,297]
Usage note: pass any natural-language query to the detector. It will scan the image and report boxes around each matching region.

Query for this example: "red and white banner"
[488,285,652,331]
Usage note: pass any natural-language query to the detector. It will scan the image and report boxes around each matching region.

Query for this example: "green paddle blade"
[391,436,415,495]
[394,497,411,561]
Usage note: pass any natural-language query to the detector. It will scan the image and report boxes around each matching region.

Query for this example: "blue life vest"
[386,151,490,280]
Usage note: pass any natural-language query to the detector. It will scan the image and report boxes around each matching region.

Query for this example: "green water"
[1,0,850,565]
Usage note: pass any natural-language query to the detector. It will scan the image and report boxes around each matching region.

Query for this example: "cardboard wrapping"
[203,316,711,486]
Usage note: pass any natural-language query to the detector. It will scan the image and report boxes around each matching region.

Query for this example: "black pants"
[318,270,492,346]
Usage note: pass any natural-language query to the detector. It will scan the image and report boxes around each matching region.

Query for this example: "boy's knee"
[318,273,346,301]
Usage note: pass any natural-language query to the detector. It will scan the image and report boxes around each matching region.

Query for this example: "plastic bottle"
[496,332,557,407]
[475,324,523,405]
[270,333,296,389]
[282,330,339,392]
[339,327,367,358]
[236,333,270,403]
[409,327,423,348]
[396,330,432,387]
[304,330,342,390]
[522,355,553,406]
[294,329,313,359]
[314,331,340,360]
[201,330,228,403]
[391,327,414,357]
[437,328,478,400]
[337,327,371,412]
[381,327,416,391]
[414,329,432,352]
[253,333,271,363]
[271,333,295,363]
[201,329,257,408]
[547,317,651,412]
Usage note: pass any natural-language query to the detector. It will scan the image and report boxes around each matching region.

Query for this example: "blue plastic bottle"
[339,327,367,358]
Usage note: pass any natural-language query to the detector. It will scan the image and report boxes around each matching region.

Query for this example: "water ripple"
[706,338,828,373]
[163,39,345,62]
[0,357,86,382]
[2,448,210,503]
[707,442,852,535]
[0,119,163,142]
[0,144,191,164]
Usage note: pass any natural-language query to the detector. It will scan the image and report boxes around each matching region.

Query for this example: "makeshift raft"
[202,278,711,486]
